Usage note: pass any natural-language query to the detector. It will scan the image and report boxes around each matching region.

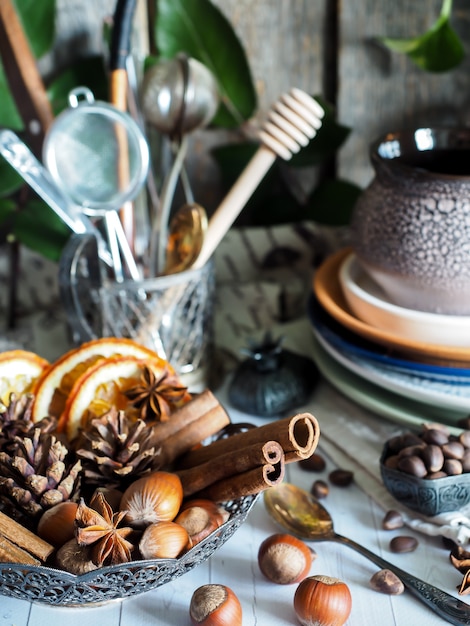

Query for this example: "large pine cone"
[0,426,81,524]
[0,393,57,453]
[75,407,163,492]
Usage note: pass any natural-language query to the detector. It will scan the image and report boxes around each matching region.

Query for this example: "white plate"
[308,293,470,382]
[339,252,470,347]
[313,324,470,412]
[310,336,466,433]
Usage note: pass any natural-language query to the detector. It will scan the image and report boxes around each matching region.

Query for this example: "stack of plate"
[309,248,470,432]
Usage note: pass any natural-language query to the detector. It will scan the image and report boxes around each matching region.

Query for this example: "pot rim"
[370,126,470,180]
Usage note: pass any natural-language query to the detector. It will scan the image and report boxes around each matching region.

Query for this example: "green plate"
[311,336,466,435]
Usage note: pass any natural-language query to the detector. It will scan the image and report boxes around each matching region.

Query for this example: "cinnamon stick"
[153,391,231,466]
[0,534,40,566]
[0,511,54,564]
[176,440,284,497]
[177,413,320,469]
[196,455,285,503]
[153,390,224,441]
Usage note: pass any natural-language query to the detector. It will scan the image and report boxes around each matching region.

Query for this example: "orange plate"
[313,248,470,366]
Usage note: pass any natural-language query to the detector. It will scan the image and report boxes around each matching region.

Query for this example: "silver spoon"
[141,54,219,274]
[264,483,470,626]
[163,202,208,275]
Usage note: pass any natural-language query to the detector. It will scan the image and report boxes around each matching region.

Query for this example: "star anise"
[75,492,134,566]
[124,366,188,422]
[450,545,470,595]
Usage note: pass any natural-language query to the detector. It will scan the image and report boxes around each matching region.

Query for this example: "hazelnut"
[120,471,183,528]
[37,501,79,548]
[55,539,98,575]
[258,533,314,584]
[175,505,220,546]
[294,575,352,626]
[189,584,242,626]
[139,521,189,559]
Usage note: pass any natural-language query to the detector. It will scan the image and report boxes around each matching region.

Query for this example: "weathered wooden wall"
[338,0,470,186]
[48,0,470,200]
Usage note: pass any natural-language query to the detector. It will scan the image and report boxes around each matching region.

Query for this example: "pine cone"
[75,407,163,492]
[0,426,81,525]
[0,393,57,453]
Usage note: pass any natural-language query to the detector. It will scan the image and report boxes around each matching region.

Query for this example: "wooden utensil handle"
[109,0,138,255]
[0,0,54,155]
[192,146,276,269]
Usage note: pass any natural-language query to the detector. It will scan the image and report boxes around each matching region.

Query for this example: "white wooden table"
[0,380,465,626]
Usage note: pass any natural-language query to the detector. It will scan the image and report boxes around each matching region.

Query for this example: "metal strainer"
[43,87,150,280]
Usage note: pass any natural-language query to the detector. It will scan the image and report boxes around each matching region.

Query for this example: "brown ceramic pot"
[351,128,470,315]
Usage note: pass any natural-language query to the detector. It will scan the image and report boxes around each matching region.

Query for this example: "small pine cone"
[75,407,163,492]
[0,393,58,453]
[0,427,81,524]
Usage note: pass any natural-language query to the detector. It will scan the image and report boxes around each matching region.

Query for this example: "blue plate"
[307,294,470,383]
[309,334,466,433]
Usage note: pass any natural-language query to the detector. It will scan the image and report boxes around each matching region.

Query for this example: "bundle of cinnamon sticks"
[0,391,320,567]
[157,390,320,502]
[0,511,53,566]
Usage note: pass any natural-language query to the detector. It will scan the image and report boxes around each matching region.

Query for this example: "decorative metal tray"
[0,494,257,607]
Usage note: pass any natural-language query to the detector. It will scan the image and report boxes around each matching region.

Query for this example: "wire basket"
[0,494,257,607]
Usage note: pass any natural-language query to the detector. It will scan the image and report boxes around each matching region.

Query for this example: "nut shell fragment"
[370,569,404,595]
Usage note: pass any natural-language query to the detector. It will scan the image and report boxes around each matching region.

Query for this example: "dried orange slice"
[31,337,168,423]
[0,350,49,406]
[60,355,186,441]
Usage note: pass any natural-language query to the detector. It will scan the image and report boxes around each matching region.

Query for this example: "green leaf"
[0,0,55,129]
[11,199,71,261]
[379,0,464,72]
[0,198,16,222]
[211,142,258,187]
[0,157,23,197]
[290,97,351,168]
[14,0,56,58]
[0,196,71,260]
[305,179,362,226]
[154,0,257,127]
[0,72,24,130]
[249,187,304,226]
[47,56,109,115]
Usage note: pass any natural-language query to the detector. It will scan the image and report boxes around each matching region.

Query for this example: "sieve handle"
[0,129,113,268]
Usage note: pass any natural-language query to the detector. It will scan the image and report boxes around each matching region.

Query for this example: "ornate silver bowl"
[0,494,257,606]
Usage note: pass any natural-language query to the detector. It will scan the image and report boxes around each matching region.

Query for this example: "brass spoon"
[163,202,208,275]
[264,483,470,625]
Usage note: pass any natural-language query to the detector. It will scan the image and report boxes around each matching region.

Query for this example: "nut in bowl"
[380,426,470,517]
[0,495,257,607]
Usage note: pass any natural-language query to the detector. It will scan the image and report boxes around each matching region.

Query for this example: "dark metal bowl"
[380,445,470,517]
